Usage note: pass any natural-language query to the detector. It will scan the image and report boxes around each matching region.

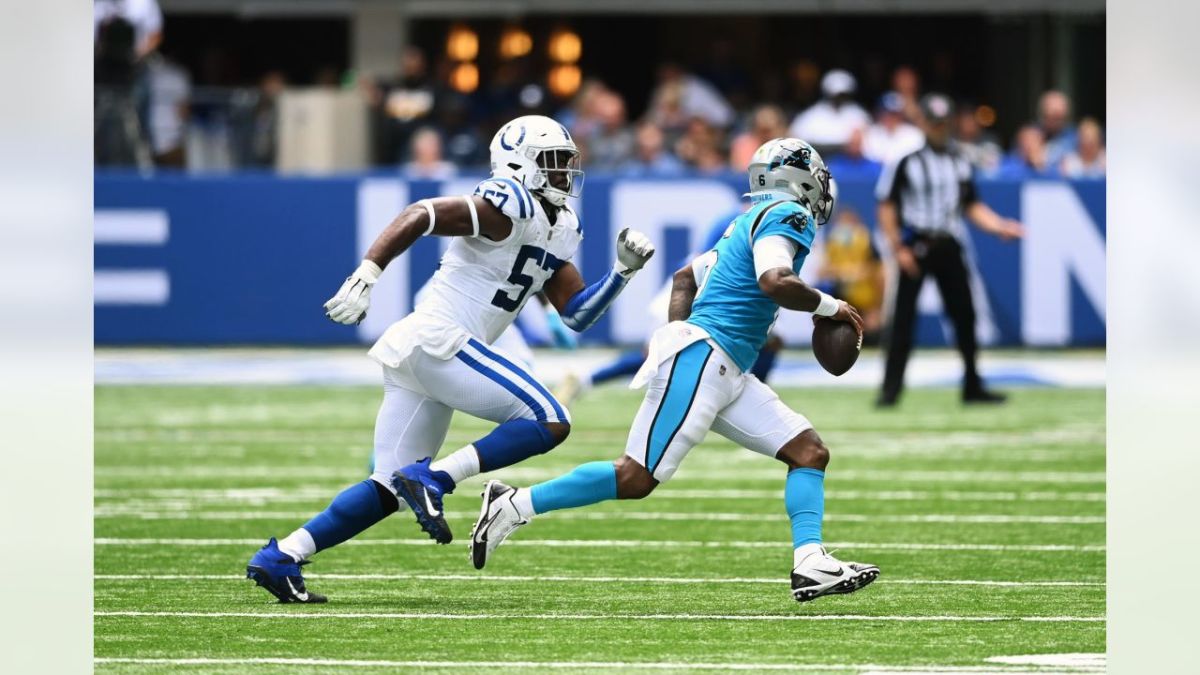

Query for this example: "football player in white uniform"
[246,115,655,603]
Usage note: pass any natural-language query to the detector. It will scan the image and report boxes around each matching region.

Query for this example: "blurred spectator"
[145,53,190,167]
[1038,90,1078,168]
[403,127,457,180]
[826,128,882,182]
[997,124,1052,177]
[863,91,924,164]
[729,104,788,170]
[890,65,922,123]
[675,118,726,174]
[364,46,436,164]
[785,59,823,116]
[558,79,609,138]
[1059,117,1106,178]
[435,92,486,168]
[246,70,286,168]
[620,122,686,176]
[953,104,1003,172]
[582,91,635,171]
[816,208,885,340]
[699,39,753,112]
[788,69,871,154]
[94,0,163,70]
[94,0,163,167]
[649,64,735,133]
[313,65,343,88]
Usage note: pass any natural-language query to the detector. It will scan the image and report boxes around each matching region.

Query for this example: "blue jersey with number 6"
[686,197,816,372]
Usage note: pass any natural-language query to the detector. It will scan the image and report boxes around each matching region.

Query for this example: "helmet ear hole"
[507,163,522,171]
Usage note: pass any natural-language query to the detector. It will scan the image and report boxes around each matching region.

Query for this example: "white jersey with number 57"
[369,177,582,367]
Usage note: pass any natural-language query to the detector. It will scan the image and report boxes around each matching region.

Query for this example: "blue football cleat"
[246,538,327,604]
[391,457,454,544]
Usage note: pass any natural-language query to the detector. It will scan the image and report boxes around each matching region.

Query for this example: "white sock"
[430,445,481,485]
[277,528,316,562]
[511,488,536,519]
[793,542,825,568]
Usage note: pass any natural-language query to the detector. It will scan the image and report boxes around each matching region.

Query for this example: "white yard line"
[95,572,1104,587]
[92,509,1106,524]
[94,466,1106,483]
[92,657,1103,673]
[96,466,1107,484]
[94,538,1105,552]
[94,610,1104,623]
[93,487,1107,503]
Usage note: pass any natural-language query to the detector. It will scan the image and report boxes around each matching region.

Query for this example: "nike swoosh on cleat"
[285,578,309,602]
[814,566,844,577]
[423,490,441,517]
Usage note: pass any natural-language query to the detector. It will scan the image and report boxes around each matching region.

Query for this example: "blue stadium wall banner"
[95,173,1105,347]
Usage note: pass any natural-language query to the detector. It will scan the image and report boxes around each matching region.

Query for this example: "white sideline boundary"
[92,657,1104,673]
[91,509,1106,525]
[95,610,1105,623]
[95,573,1104,587]
[94,538,1106,552]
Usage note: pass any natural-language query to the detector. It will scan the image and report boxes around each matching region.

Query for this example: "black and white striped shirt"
[875,144,979,241]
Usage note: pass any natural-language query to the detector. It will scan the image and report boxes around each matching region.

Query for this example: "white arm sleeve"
[753,235,800,279]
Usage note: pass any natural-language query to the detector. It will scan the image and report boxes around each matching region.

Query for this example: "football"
[811,319,862,376]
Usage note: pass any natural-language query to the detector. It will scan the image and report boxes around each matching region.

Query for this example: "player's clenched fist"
[323,260,382,325]
[613,227,655,278]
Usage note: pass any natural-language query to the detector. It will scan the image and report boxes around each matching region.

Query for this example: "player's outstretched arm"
[324,196,512,325]
[542,227,655,332]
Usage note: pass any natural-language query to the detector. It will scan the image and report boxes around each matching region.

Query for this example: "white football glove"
[614,227,655,278]
[323,260,382,325]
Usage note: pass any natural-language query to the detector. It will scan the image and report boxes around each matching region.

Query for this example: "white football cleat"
[469,480,529,569]
[790,545,880,602]
[552,371,586,408]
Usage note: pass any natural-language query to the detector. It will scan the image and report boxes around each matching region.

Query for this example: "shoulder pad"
[474,177,535,222]
[750,200,812,241]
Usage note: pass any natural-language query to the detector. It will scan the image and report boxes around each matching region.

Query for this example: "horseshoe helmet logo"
[499,123,526,151]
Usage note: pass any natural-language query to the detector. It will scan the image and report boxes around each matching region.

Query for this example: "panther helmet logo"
[768,146,812,171]
[782,211,809,233]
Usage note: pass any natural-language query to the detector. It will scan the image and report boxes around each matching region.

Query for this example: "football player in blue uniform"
[469,138,880,602]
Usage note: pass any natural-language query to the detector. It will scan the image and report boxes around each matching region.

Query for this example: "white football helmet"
[746,138,837,225]
[489,115,583,207]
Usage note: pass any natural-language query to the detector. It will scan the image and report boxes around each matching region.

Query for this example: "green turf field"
[95,385,1105,674]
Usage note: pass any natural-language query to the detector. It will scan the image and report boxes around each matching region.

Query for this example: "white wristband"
[462,195,480,237]
[418,200,436,236]
[354,260,383,285]
[814,291,840,317]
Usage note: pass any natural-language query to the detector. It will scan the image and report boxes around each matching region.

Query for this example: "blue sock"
[303,479,397,552]
[589,350,645,386]
[530,461,617,513]
[473,418,557,473]
[785,468,825,547]
[750,348,779,382]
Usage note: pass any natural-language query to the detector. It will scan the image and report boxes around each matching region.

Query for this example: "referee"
[875,93,1024,407]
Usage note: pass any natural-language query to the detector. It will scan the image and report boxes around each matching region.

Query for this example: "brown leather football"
[812,319,862,376]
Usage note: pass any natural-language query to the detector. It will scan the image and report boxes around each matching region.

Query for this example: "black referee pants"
[880,234,983,402]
